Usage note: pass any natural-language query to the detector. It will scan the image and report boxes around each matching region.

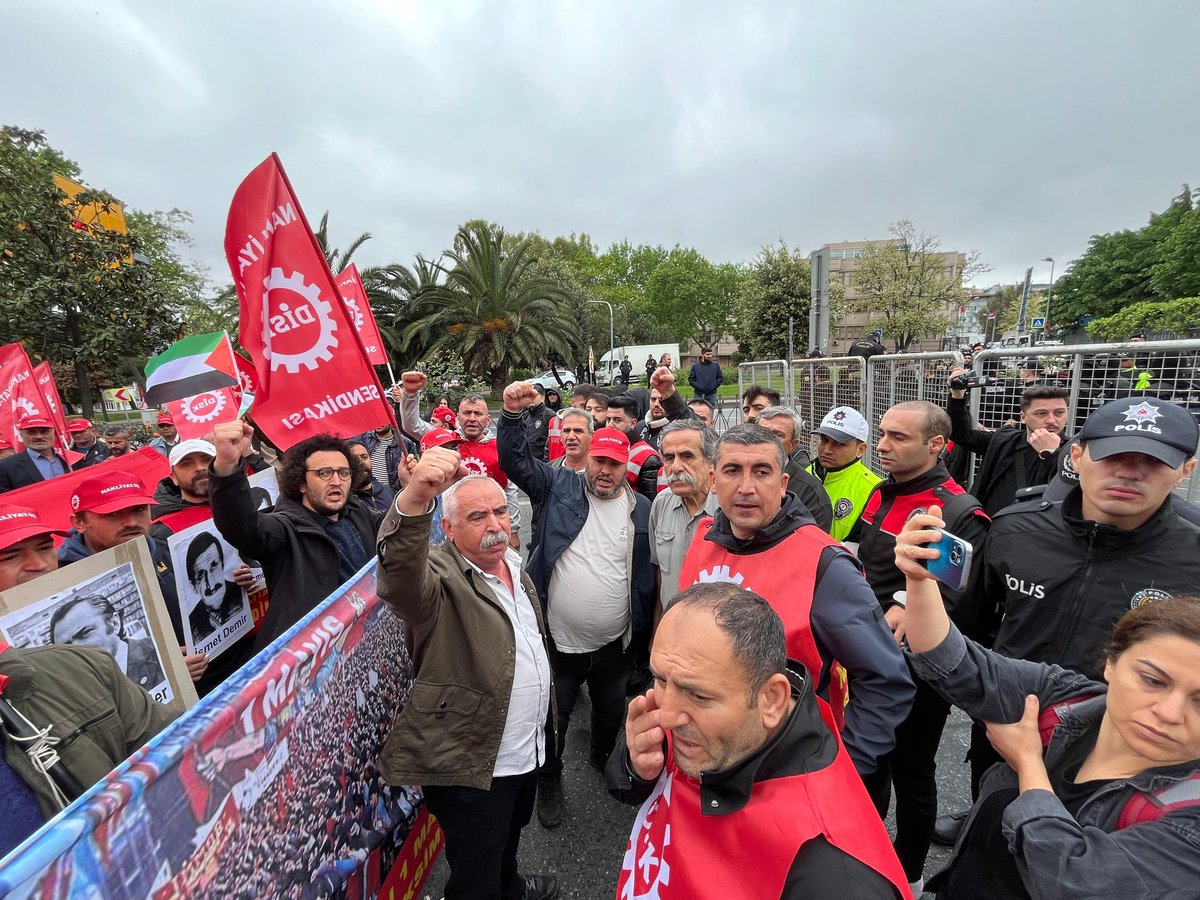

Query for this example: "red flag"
[335,264,388,366]
[31,362,78,458]
[234,351,258,401]
[0,344,74,462]
[224,154,394,450]
[164,386,242,441]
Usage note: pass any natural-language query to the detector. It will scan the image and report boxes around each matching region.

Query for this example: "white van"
[597,343,681,385]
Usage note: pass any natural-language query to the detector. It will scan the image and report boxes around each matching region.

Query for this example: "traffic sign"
[1031,317,1046,330]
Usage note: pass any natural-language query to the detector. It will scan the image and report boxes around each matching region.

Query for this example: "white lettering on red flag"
[166,385,242,441]
[224,154,394,450]
[0,344,72,460]
[336,264,388,366]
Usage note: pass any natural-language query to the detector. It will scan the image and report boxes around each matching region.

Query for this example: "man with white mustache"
[649,420,719,615]
[498,380,656,830]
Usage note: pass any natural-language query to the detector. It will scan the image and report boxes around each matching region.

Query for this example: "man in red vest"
[677,424,913,780]
[608,582,909,899]
[605,394,663,500]
[397,371,522,548]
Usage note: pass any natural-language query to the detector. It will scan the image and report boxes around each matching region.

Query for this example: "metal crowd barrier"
[735,339,1200,502]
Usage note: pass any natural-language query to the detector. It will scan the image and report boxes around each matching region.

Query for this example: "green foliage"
[0,126,200,414]
[1052,185,1196,327]
[644,247,741,346]
[415,349,489,405]
[833,220,983,351]
[402,221,577,391]
[1086,297,1200,340]
[735,241,811,358]
[973,284,1028,336]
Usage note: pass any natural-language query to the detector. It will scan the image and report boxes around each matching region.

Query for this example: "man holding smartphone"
[850,400,989,894]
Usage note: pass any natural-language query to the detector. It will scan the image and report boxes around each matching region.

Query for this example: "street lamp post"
[1042,257,1055,335]
[587,300,615,384]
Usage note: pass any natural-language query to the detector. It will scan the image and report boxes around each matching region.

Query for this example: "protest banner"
[225,154,395,449]
[335,264,388,366]
[0,539,197,710]
[0,448,169,535]
[0,562,438,900]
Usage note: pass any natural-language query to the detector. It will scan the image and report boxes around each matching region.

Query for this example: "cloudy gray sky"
[5,1,1197,289]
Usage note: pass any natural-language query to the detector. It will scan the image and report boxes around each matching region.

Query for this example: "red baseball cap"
[0,438,12,451]
[17,414,54,430]
[71,470,157,515]
[157,413,175,426]
[420,427,462,454]
[67,418,94,432]
[0,505,68,551]
[431,406,457,429]
[589,427,630,463]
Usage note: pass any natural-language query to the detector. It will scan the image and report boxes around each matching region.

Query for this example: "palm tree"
[403,222,577,393]
[371,256,442,366]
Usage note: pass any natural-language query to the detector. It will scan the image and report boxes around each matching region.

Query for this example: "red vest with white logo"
[626,441,664,492]
[547,415,565,461]
[616,698,909,899]
[678,519,849,729]
[457,439,508,488]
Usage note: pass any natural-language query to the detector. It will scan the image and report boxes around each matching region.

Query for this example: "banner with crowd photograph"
[0,540,197,709]
[0,562,441,900]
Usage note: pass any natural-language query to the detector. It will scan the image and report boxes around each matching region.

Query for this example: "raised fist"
[650,366,676,398]
[210,421,255,476]
[404,447,467,505]
[502,381,539,412]
[401,371,427,395]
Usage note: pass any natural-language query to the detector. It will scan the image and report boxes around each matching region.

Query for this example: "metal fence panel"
[789,356,866,452]
[737,359,791,410]
[968,340,1200,500]
[863,351,963,471]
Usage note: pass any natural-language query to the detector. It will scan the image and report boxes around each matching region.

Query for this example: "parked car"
[525,369,576,392]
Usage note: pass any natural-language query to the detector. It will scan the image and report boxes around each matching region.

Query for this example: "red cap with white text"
[70,471,157,515]
[589,427,630,463]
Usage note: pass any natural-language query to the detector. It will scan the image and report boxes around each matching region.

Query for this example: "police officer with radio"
[933,395,1200,845]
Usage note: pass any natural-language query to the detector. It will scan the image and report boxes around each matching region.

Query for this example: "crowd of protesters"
[2,334,1200,900]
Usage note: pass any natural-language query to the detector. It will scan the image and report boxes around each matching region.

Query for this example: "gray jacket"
[910,625,1200,900]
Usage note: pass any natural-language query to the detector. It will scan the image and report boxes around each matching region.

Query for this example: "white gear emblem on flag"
[13,397,39,419]
[180,390,226,424]
[261,268,339,373]
[342,294,366,329]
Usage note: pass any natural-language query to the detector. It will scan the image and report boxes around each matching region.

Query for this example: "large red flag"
[0,344,71,460]
[224,154,394,450]
[32,361,82,466]
[335,264,388,366]
[164,386,243,441]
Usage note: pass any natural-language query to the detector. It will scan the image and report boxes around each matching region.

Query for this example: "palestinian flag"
[144,331,239,406]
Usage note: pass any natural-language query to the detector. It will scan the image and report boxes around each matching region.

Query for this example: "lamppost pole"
[587,300,614,382]
[1042,257,1055,335]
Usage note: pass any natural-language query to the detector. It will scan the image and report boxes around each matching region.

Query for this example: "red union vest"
[548,415,565,461]
[458,438,508,488]
[616,697,910,899]
[626,441,664,492]
[678,519,849,729]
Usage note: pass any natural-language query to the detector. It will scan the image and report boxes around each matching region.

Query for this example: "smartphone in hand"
[921,528,973,591]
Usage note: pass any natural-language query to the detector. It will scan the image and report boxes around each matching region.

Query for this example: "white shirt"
[465,549,552,777]
[547,489,633,652]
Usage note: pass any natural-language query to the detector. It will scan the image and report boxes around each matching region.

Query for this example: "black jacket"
[0,450,72,492]
[71,441,110,469]
[699,494,914,776]
[497,410,657,637]
[209,465,383,652]
[783,450,833,533]
[947,395,1064,516]
[974,488,1200,680]
[607,668,898,899]
[523,401,555,462]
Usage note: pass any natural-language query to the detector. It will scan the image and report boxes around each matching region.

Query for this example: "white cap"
[813,407,869,443]
[169,439,217,467]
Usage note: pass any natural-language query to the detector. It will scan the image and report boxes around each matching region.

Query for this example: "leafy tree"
[972,284,1028,337]
[1086,297,1200,340]
[644,247,741,346]
[834,220,985,351]
[402,221,576,392]
[735,241,811,359]
[414,348,489,407]
[0,127,198,415]
[1051,185,1195,328]
[1150,197,1200,300]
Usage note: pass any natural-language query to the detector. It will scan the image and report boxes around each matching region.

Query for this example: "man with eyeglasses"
[208,424,383,651]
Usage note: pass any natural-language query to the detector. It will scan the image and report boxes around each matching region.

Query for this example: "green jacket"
[0,645,176,819]
[376,504,555,791]
[808,459,882,542]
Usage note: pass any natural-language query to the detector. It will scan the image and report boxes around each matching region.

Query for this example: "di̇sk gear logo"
[693,565,749,589]
[342,294,366,330]
[261,268,339,373]
[621,772,674,899]
[461,454,490,477]
[180,390,227,424]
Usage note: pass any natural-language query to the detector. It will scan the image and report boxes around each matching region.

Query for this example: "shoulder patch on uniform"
[833,497,854,519]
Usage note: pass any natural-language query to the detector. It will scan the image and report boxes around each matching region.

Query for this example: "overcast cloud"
[4,1,1197,289]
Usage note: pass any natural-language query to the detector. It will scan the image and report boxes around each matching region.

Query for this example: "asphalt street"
[423,487,974,899]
